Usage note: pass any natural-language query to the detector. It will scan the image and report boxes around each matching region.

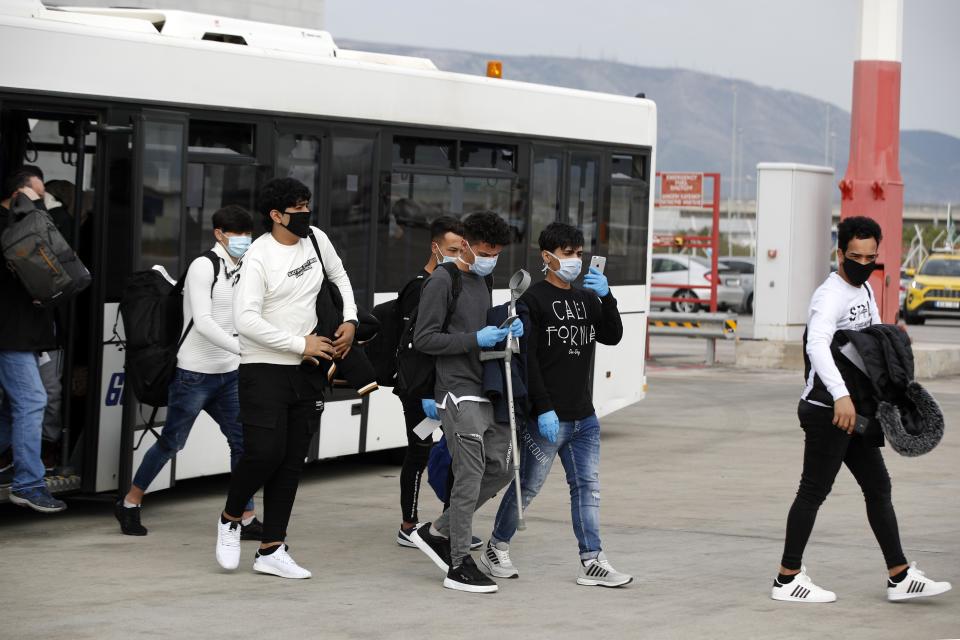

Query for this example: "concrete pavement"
[1,366,957,640]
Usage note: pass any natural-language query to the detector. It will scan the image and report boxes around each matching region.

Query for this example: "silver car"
[651,254,745,313]
[718,257,755,314]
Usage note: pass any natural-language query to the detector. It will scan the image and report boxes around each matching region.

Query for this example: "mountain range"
[341,39,960,205]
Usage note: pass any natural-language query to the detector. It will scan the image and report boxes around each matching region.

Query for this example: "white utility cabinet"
[753,163,834,341]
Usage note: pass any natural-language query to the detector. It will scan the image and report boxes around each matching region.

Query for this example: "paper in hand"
[413,417,441,440]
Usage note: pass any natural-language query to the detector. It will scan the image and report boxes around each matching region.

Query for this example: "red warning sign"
[660,173,704,207]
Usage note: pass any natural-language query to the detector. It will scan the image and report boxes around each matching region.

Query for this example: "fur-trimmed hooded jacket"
[833,324,944,456]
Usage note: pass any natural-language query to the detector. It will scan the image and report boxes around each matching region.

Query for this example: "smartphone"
[589,255,607,274]
[498,314,520,329]
[853,414,870,435]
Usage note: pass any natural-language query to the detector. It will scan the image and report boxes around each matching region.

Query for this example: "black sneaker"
[409,522,451,572]
[0,468,12,489]
[114,500,147,536]
[241,517,263,541]
[444,556,498,593]
[470,536,483,550]
[397,524,418,548]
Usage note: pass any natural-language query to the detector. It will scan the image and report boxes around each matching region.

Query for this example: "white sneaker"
[253,545,312,579]
[576,552,633,587]
[479,540,519,578]
[887,562,952,602]
[215,517,242,570]
[771,566,836,603]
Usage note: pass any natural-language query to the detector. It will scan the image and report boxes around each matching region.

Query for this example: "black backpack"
[119,252,219,407]
[368,275,425,387]
[394,263,492,399]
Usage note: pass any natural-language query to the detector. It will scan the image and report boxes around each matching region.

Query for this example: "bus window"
[529,148,562,264]
[568,152,600,253]
[329,135,374,304]
[140,120,184,274]
[459,142,516,171]
[392,136,454,169]
[188,120,254,156]
[184,163,256,258]
[602,152,650,284]
[277,133,322,220]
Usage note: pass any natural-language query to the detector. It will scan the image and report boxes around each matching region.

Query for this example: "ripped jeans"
[492,413,602,560]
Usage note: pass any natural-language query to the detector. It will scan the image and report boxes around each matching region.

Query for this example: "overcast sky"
[326,0,960,138]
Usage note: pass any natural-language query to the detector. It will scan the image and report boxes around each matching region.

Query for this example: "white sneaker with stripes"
[576,552,633,587]
[887,562,951,602]
[771,567,836,603]
[479,540,519,578]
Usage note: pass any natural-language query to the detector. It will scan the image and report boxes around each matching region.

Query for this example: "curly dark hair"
[211,205,253,234]
[256,177,311,231]
[462,211,511,246]
[838,215,882,253]
[539,222,584,253]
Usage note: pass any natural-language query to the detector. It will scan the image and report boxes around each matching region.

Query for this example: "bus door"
[0,104,107,498]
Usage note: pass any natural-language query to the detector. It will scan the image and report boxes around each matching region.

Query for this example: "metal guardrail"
[648,312,738,364]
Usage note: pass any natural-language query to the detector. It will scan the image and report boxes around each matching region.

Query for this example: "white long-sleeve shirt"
[802,272,881,404]
[233,226,358,365]
[177,243,241,374]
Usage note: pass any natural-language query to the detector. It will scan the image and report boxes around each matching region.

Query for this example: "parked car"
[902,251,960,325]
[718,256,755,314]
[650,254,744,313]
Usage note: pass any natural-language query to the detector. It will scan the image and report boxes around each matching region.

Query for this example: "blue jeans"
[492,413,602,560]
[133,368,254,512]
[0,351,48,492]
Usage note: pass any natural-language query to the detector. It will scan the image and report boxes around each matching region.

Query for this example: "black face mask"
[843,257,877,287]
[282,211,311,238]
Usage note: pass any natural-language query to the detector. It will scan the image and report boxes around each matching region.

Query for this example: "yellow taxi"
[902,251,960,324]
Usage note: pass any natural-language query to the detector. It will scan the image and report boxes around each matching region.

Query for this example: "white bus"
[0,0,656,501]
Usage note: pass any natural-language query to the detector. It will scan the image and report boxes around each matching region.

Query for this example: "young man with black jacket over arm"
[770,216,951,603]
[409,211,524,593]
[394,215,465,548]
[214,178,355,579]
[478,222,631,587]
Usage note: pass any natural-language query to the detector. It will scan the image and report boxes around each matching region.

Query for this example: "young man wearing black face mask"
[214,177,354,579]
[770,216,951,603]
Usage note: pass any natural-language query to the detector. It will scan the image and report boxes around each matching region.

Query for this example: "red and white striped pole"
[839,0,904,323]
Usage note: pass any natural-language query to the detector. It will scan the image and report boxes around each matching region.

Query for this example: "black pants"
[400,396,432,523]
[224,364,323,543]
[781,401,907,570]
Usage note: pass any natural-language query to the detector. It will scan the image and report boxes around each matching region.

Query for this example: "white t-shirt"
[801,272,881,404]
[233,226,358,366]
[177,243,241,374]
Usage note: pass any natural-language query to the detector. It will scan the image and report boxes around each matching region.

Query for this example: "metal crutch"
[480,269,531,530]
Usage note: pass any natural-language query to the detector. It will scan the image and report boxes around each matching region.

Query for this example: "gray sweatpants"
[434,400,513,565]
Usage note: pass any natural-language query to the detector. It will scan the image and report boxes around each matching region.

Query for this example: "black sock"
[777,572,797,584]
[258,544,283,556]
[220,514,231,525]
[889,567,909,584]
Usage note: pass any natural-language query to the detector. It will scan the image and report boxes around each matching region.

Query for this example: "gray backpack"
[1,194,91,306]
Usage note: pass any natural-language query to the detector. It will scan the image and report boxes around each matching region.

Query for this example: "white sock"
[241,515,255,526]
[429,524,448,539]
[123,500,139,509]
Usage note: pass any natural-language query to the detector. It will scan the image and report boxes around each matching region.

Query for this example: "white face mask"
[460,243,498,277]
[433,242,458,265]
[544,251,582,283]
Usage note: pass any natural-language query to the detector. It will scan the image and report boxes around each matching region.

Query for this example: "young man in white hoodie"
[215,178,354,579]
[771,216,951,604]
[115,205,259,536]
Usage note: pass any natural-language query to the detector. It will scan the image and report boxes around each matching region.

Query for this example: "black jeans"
[781,401,907,570]
[224,364,323,543]
[400,396,432,523]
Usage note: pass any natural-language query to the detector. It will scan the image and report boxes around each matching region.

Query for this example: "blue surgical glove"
[476,325,509,348]
[421,398,439,420]
[508,318,524,338]
[583,267,609,297]
[537,410,560,443]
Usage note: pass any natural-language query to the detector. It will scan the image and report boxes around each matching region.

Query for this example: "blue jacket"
[482,301,530,424]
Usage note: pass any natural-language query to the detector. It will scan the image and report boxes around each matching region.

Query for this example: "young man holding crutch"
[480,222,632,587]
[409,211,523,593]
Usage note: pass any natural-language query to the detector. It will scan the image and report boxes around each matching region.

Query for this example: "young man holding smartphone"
[771,216,951,603]
[479,222,632,587]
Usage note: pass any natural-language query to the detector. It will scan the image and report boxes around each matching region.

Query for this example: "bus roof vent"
[156,11,337,57]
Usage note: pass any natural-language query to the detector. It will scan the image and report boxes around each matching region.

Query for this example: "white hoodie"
[802,272,881,404]
[233,226,357,366]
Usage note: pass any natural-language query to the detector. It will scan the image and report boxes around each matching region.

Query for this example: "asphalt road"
[1,366,957,640]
